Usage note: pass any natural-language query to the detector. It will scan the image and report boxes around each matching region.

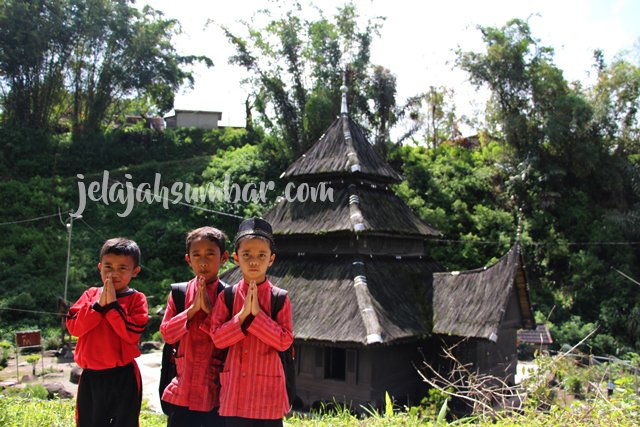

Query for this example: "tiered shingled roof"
[282,115,402,184]
[431,242,535,341]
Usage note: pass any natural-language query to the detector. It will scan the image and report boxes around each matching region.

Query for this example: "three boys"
[67,217,290,427]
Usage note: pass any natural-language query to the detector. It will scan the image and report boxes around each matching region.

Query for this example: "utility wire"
[611,266,640,287]
[0,307,61,316]
[0,211,69,226]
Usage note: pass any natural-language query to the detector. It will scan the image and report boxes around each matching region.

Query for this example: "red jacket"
[160,277,225,411]
[67,288,148,370]
[209,278,293,419]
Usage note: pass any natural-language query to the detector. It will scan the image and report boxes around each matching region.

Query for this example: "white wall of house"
[165,110,222,129]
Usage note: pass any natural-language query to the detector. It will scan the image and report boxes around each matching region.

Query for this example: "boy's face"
[98,254,140,293]
[186,237,229,285]
[233,238,275,284]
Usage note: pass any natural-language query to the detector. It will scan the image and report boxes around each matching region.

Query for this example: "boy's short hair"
[234,217,276,253]
[100,238,141,268]
[186,226,227,255]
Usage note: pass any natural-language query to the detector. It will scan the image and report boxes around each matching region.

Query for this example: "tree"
[0,0,75,129]
[0,0,212,132]
[413,85,457,158]
[591,50,640,155]
[222,1,419,159]
[68,0,212,133]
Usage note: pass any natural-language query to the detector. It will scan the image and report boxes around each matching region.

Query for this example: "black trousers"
[224,417,283,427]
[76,362,142,427]
[167,404,225,427]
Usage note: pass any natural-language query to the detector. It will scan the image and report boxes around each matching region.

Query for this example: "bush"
[0,341,11,368]
[43,334,62,351]
[5,384,49,400]
[566,376,583,395]
[152,330,164,343]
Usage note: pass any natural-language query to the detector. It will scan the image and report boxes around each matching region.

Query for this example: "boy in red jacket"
[66,237,148,427]
[209,218,293,427]
[160,226,229,427]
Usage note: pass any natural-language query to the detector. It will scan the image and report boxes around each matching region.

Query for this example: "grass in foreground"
[1,395,640,427]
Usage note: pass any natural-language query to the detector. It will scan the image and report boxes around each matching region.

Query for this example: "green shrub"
[152,330,164,343]
[5,384,49,400]
[25,354,41,375]
[566,376,583,395]
[0,341,10,368]
[43,334,62,351]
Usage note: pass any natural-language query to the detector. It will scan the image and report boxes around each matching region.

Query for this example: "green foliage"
[393,142,515,270]
[4,384,49,400]
[151,330,164,343]
[0,341,10,368]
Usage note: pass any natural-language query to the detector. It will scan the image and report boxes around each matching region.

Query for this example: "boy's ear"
[98,263,102,272]
[132,266,141,277]
[268,253,275,267]
[221,251,229,264]
[233,253,240,266]
[185,254,192,266]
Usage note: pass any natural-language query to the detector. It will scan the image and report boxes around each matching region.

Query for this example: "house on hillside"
[164,109,222,129]
[221,83,536,411]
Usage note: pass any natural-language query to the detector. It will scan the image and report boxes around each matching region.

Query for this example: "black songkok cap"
[235,217,275,247]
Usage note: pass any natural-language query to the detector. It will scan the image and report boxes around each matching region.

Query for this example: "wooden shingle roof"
[431,242,535,342]
[221,254,445,345]
[264,183,442,237]
[282,115,403,184]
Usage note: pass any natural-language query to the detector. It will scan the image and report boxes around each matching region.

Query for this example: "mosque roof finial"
[340,73,348,115]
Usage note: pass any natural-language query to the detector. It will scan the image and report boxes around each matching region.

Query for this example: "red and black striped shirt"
[67,287,148,370]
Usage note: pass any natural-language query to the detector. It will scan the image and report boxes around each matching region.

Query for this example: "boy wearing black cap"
[208,218,293,427]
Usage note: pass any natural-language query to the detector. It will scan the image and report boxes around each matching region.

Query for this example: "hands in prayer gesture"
[187,276,213,320]
[99,273,117,306]
[238,280,260,323]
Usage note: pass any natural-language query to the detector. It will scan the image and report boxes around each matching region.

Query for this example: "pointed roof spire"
[340,73,348,115]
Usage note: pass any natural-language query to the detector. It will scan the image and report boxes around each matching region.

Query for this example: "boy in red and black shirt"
[160,226,229,427]
[67,237,148,427]
[209,218,293,427]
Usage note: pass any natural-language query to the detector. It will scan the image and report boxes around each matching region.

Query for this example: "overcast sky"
[142,0,640,131]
